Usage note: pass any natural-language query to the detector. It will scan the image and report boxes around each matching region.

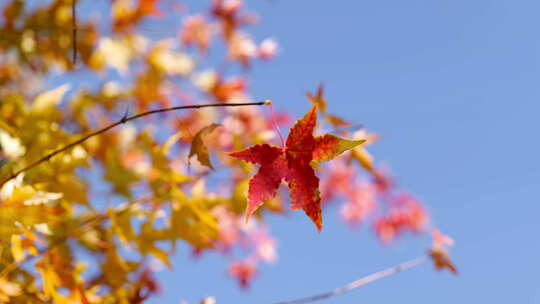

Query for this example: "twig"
[272,256,428,304]
[0,101,266,187]
[72,0,77,64]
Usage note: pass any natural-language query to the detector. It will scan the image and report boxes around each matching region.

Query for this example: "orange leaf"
[306,84,327,113]
[429,247,458,274]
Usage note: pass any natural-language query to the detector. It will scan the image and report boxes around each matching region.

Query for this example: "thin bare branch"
[0,101,266,187]
[272,256,428,304]
[72,0,77,64]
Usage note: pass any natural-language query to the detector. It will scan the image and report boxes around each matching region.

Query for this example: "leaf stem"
[272,256,428,304]
[265,100,285,148]
[0,102,266,188]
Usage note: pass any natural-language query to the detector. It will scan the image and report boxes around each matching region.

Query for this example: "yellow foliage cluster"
[0,0,283,302]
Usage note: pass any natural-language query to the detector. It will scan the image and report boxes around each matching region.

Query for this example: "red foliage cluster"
[210,206,277,288]
[373,195,427,243]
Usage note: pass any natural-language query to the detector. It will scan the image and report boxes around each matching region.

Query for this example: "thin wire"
[272,256,428,304]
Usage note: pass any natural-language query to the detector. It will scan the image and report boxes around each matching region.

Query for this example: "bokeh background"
[47,0,540,303]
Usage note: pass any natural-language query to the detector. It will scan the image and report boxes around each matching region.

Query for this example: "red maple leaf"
[229,105,364,231]
[229,260,257,289]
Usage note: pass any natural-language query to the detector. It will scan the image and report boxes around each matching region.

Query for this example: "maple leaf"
[189,123,221,169]
[229,105,365,231]
[0,278,21,302]
[229,260,257,289]
[339,184,377,226]
[258,38,278,60]
[181,15,213,53]
[138,0,163,18]
[306,84,327,113]
[431,228,454,248]
[429,247,458,274]
[428,229,457,274]
[373,195,427,243]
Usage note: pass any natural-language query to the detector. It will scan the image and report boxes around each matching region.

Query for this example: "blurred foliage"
[0,0,453,303]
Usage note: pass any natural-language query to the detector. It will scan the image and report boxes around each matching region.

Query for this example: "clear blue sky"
[75,0,540,303]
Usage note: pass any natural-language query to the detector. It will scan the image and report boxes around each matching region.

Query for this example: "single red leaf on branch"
[229,105,365,231]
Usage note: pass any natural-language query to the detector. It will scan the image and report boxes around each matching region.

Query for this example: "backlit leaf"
[189,123,221,169]
[31,84,70,113]
[230,105,363,231]
[10,234,25,262]
[306,84,327,113]
[312,134,365,163]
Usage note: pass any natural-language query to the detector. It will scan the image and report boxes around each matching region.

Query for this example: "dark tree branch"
[0,101,266,187]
